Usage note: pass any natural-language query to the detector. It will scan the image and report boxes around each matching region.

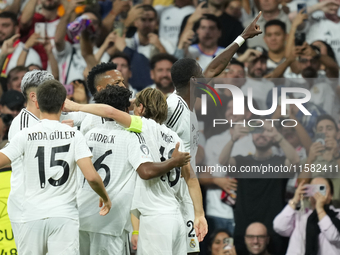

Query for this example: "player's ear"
[30,91,36,102]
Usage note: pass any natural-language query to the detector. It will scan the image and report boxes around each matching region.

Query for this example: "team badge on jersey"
[190,239,196,248]
[140,144,150,155]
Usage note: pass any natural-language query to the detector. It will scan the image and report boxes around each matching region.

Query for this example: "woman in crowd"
[274,177,340,255]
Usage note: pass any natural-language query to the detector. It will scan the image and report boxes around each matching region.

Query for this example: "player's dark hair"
[94,85,131,113]
[0,11,18,26]
[315,114,339,132]
[264,19,286,34]
[171,58,200,91]
[110,52,131,67]
[197,14,222,30]
[86,62,117,96]
[135,88,168,124]
[150,53,177,70]
[37,80,66,114]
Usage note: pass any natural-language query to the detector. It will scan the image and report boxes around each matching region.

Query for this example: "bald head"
[246,222,268,236]
[245,222,269,255]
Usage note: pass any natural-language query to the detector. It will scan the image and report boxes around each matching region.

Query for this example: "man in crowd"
[219,122,299,255]
[300,115,340,200]
[245,222,271,255]
[180,0,246,52]
[148,53,177,96]
[6,66,28,92]
[19,0,61,69]
[0,12,41,75]
[110,52,137,98]
[263,20,287,72]
[243,0,291,49]
[186,14,225,71]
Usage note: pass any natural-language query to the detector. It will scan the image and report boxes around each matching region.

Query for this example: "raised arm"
[77,157,111,215]
[101,0,129,37]
[3,0,22,15]
[0,34,20,71]
[55,0,81,52]
[17,33,40,66]
[203,12,262,78]
[44,39,59,80]
[182,163,208,242]
[19,0,38,30]
[136,143,190,180]
[63,99,133,128]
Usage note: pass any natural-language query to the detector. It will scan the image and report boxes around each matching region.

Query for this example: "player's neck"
[26,103,40,119]
[40,112,61,121]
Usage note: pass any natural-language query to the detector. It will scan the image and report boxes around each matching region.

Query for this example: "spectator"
[240,50,275,110]
[287,0,340,65]
[300,115,340,200]
[125,5,175,58]
[54,5,110,85]
[225,0,243,21]
[110,52,138,98]
[7,66,28,92]
[19,0,62,70]
[0,90,25,117]
[244,222,271,255]
[208,229,235,255]
[274,178,340,255]
[148,53,176,96]
[186,14,225,71]
[158,0,195,49]
[17,33,59,80]
[263,20,287,72]
[219,122,299,255]
[243,0,291,49]
[217,58,246,97]
[180,0,246,52]
[0,12,41,75]
[201,97,256,237]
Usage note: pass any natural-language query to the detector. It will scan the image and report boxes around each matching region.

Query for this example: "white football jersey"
[1,119,92,222]
[77,121,153,236]
[166,93,198,205]
[158,5,195,49]
[131,118,184,217]
[80,113,106,136]
[60,111,87,128]
[7,109,40,223]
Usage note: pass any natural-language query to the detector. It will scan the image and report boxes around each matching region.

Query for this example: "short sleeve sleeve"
[1,131,26,162]
[127,133,153,170]
[74,131,92,161]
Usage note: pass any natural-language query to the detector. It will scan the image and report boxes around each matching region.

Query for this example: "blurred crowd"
[1,0,340,254]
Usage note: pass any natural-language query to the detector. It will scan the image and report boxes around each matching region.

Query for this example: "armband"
[125,115,142,133]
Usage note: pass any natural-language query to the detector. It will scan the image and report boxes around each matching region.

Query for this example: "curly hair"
[86,62,117,96]
[93,84,131,113]
[135,88,168,124]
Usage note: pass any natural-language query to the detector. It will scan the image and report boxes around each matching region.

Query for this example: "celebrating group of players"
[0,12,262,255]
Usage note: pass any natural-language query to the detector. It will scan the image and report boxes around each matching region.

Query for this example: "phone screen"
[297,3,307,14]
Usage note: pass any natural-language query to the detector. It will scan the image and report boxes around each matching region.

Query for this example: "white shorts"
[79,230,129,255]
[180,202,200,253]
[138,213,186,255]
[18,218,79,255]
[11,222,23,249]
